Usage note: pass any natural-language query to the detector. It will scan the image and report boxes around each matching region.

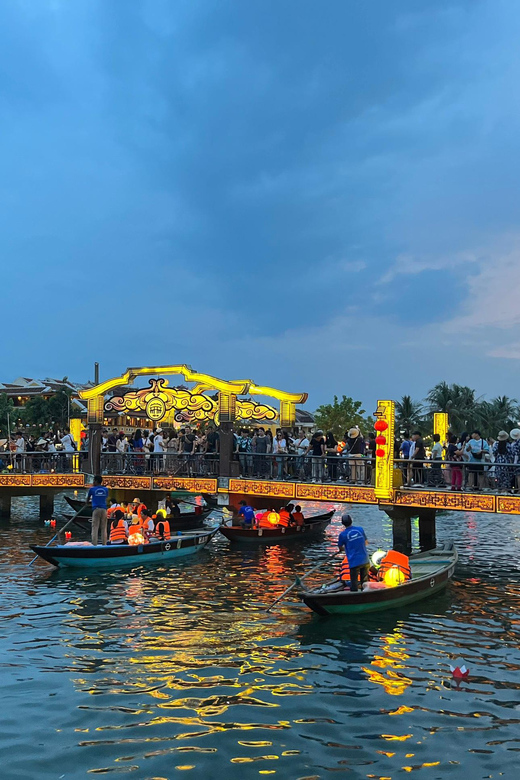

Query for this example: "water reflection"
[1,494,520,777]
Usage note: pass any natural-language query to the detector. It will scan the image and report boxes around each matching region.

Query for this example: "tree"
[426,382,481,433]
[314,395,374,439]
[0,393,15,435]
[23,396,53,428]
[395,395,423,432]
[48,388,72,429]
[477,395,518,438]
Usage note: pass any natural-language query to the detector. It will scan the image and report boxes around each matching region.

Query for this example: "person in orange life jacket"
[338,513,369,592]
[155,514,171,540]
[292,505,305,526]
[107,499,121,519]
[278,507,291,527]
[87,475,109,546]
[140,509,155,542]
[238,500,255,528]
[258,510,274,528]
[109,510,129,545]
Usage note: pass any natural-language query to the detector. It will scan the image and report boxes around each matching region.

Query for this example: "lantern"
[267,511,280,526]
[383,566,405,588]
[374,420,389,432]
[65,531,72,541]
[376,448,386,458]
[371,549,387,568]
[375,435,386,445]
[128,532,145,546]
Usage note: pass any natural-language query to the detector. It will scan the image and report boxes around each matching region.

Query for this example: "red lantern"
[374,420,388,432]
[376,448,386,458]
[375,435,386,445]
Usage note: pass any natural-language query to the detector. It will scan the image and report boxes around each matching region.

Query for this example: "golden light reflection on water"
[363,629,413,696]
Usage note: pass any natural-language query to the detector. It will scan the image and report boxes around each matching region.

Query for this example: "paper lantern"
[376,448,386,458]
[128,533,145,546]
[374,420,389,432]
[383,566,405,587]
[375,435,386,445]
[267,511,280,526]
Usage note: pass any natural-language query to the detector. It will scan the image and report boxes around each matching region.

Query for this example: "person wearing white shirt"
[153,429,165,472]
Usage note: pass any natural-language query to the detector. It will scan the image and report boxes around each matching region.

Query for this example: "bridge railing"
[100,452,219,478]
[394,457,517,492]
[0,450,87,474]
[235,452,374,484]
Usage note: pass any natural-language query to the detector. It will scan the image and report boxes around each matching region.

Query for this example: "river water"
[1,493,519,779]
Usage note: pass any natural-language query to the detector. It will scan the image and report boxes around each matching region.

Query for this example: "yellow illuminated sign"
[433,412,449,455]
[374,399,395,501]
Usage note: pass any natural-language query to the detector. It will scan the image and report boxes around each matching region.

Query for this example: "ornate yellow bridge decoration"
[79,364,308,427]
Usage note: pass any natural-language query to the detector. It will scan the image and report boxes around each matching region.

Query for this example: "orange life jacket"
[137,503,147,520]
[128,517,143,535]
[258,512,273,528]
[155,519,171,540]
[379,550,411,580]
[107,504,121,519]
[109,519,127,543]
[340,556,350,581]
[278,510,290,527]
[292,511,304,526]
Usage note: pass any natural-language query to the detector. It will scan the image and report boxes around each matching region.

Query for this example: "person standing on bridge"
[88,475,109,546]
[338,513,369,592]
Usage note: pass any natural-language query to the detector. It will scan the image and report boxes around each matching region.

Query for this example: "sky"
[2,0,520,414]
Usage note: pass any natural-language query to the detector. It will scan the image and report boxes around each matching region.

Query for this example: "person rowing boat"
[338,513,370,592]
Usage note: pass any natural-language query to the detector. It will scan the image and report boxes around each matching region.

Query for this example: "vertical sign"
[433,412,449,457]
[374,399,396,501]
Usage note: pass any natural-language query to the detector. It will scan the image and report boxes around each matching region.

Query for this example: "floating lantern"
[383,566,405,587]
[50,519,57,529]
[65,531,72,541]
[450,658,469,680]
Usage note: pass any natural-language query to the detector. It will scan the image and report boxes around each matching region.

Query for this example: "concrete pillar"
[218,422,238,477]
[392,515,412,555]
[87,423,102,476]
[0,495,11,518]
[418,508,436,552]
[39,493,54,520]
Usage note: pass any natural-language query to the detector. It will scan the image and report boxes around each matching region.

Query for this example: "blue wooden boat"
[30,527,218,569]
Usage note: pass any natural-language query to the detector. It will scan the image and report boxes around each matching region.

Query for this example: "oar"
[266,551,342,612]
[28,501,89,566]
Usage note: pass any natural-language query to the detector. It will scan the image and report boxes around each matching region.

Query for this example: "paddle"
[265,551,342,612]
[28,501,89,566]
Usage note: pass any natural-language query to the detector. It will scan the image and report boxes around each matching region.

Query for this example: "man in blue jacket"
[338,513,369,592]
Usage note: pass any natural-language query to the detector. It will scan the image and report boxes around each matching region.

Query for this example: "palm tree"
[426,382,481,433]
[477,395,518,437]
[395,395,423,432]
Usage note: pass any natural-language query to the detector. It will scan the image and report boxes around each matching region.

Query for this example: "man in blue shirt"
[87,475,109,545]
[238,500,255,529]
[337,513,369,592]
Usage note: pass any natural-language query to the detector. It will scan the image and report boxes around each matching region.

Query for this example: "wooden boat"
[66,507,213,533]
[300,542,457,615]
[65,496,93,516]
[219,511,334,545]
[30,527,219,569]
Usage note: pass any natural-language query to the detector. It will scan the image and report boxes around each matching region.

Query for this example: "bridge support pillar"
[40,493,54,520]
[381,506,412,555]
[418,508,436,552]
[0,495,11,518]
[218,422,239,478]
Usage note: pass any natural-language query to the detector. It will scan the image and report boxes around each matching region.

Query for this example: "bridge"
[1,364,518,551]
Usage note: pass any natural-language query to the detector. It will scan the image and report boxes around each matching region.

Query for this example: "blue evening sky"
[2,0,520,412]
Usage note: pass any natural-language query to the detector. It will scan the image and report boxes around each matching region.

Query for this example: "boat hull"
[300,544,457,615]
[219,512,334,545]
[69,509,212,533]
[30,529,217,569]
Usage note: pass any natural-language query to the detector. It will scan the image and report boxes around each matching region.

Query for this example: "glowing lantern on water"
[383,566,405,588]
[374,420,389,432]
[128,533,145,546]
[267,511,280,526]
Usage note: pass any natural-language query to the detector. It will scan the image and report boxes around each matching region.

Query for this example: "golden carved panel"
[497,496,520,515]
[101,476,152,491]
[32,474,85,488]
[153,477,217,493]
[228,479,295,499]
[296,483,378,504]
[394,490,495,513]
[0,475,31,487]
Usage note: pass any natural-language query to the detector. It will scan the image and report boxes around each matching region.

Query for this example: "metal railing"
[0,450,87,474]
[235,452,374,484]
[100,451,219,477]
[394,457,519,492]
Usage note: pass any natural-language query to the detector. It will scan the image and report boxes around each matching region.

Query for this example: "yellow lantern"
[267,511,280,526]
[128,532,145,546]
[383,566,405,588]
